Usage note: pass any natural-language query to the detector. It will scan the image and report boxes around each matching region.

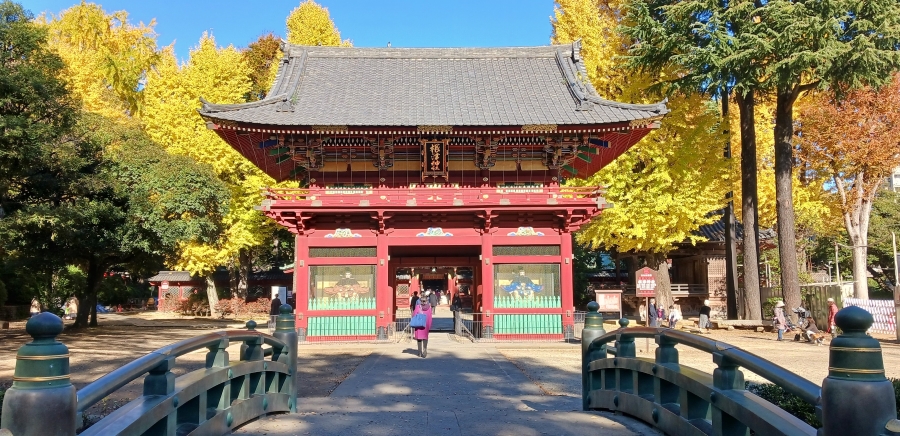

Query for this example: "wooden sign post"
[636,267,657,353]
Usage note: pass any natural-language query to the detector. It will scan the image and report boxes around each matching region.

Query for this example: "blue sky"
[24,0,556,61]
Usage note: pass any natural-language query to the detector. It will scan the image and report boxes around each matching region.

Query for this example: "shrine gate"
[199,42,668,341]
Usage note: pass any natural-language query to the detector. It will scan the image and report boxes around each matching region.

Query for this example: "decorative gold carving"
[475,138,499,170]
[542,142,577,169]
[311,125,348,132]
[371,140,395,170]
[629,115,665,128]
[417,125,453,133]
[291,138,323,170]
[522,124,557,132]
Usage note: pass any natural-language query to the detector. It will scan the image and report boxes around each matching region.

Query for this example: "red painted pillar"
[560,231,575,334]
[376,232,390,338]
[294,234,309,339]
[481,231,495,337]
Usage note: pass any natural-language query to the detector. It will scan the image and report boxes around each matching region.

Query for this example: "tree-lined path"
[234,335,658,436]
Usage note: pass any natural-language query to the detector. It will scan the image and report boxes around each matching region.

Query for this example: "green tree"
[623,0,900,317]
[867,190,900,293]
[622,0,768,319]
[285,0,351,47]
[553,0,730,308]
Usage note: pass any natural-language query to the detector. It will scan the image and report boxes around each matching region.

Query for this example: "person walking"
[413,299,434,358]
[451,292,462,332]
[699,300,712,332]
[409,291,420,313]
[270,296,283,316]
[428,289,439,312]
[773,301,788,341]
[648,297,659,327]
[827,298,839,336]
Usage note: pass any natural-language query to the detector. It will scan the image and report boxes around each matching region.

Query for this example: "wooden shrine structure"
[199,42,668,340]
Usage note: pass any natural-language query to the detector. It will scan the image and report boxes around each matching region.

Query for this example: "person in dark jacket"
[270,296,283,316]
[409,291,420,312]
[648,297,659,327]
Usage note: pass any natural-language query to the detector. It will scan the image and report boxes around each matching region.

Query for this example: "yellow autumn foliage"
[40,2,158,118]
[141,34,278,275]
[553,0,731,255]
[286,0,351,47]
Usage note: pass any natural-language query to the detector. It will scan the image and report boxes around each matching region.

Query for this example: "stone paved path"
[234,334,660,435]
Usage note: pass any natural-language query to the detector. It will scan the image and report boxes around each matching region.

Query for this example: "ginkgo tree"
[286,0,351,47]
[552,0,730,309]
[40,2,158,118]
[141,34,280,314]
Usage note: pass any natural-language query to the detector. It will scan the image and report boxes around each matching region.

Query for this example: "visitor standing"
[639,302,647,325]
[773,301,787,341]
[648,297,659,327]
[413,299,433,358]
[30,298,40,317]
[409,291,420,312]
[827,298,839,336]
[699,300,712,332]
[270,296,283,316]
[451,292,462,331]
[668,305,681,328]
[428,289,439,312]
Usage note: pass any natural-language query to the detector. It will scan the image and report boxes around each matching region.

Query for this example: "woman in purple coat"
[413,299,434,358]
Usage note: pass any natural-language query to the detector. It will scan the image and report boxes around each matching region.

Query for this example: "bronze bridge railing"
[581,302,900,436]
[0,305,298,436]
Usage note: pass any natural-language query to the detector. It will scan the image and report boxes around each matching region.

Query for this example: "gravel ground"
[498,327,900,397]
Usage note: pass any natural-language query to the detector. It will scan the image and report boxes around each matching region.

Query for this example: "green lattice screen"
[492,245,560,256]
[309,247,377,257]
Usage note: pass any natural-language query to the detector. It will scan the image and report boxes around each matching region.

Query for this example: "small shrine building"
[199,42,668,341]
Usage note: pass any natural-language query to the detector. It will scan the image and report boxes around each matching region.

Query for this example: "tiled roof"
[147,271,194,283]
[696,218,777,243]
[199,42,668,127]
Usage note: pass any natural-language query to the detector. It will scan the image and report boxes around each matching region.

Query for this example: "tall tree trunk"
[722,89,740,319]
[238,248,251,299]
[87,260,101,327]
[736,91,762,320]
[648,253,672,310]
[839,173,875,299]
[774,91,802,321]
[206,274,221,318]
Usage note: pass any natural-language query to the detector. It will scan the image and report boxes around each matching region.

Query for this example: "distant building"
[888,167,900,191]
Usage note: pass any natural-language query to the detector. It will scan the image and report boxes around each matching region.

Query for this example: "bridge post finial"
[273,304,298,413]
[0,312,77,435]
[582,302,606,411]
[821,306,897,436]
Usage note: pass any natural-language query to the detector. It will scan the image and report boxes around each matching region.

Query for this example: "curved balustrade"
[1,307,298,436]
[580,303,900,436]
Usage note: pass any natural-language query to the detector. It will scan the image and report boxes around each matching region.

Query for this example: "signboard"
[636,267,657,298]
[421,139,449,180]
[594,289,623,316]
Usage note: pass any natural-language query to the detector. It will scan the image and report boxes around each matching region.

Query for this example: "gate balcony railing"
[261,186,604,210]
[0,305,298,436]
[580,301,900,436]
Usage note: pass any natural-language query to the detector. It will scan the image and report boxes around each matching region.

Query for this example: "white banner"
[843,298,896,335]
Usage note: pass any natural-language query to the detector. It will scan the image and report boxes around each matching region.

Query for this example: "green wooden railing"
[308,316,376,337]
[494,295,561,308]
[308,297,376,311]
[1,306,298,436]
